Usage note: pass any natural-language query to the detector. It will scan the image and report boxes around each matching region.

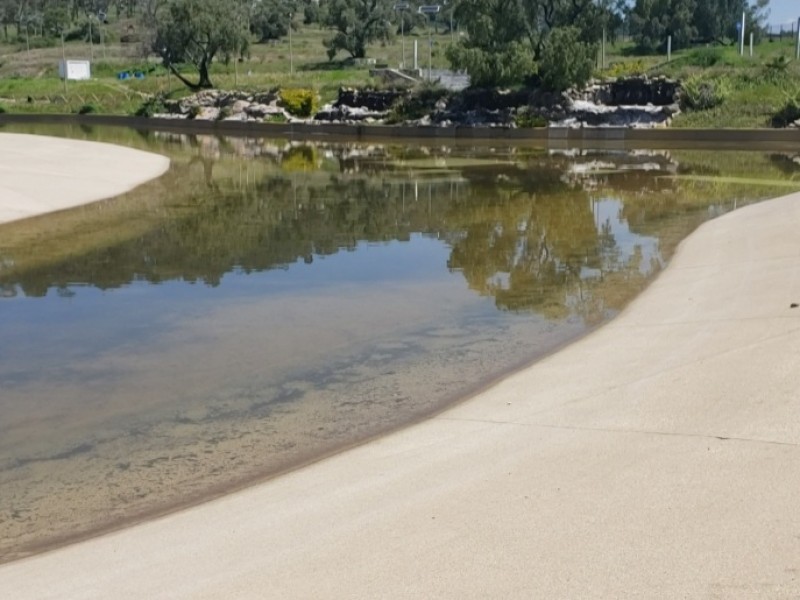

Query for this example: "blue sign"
[736,22,742,31]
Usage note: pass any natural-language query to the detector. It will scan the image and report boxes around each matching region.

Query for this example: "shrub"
[0,105,6,113]
[539,27,596,92]
[16,35,56,50]
[65,21,101,43]
[683,47,725,68]
[77,103,97,114]
[279,88,319,118]
[134,95,167,117]
[445,41,536,88]
[771,91,800,127]
[762,55,791,83]
[680,76,731,111]
[514,109,547,128]
[606,60,647,78]
[388,84,448,123]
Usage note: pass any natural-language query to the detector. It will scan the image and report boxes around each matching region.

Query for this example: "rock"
[193,106,220,120]
[336,88,405,111]
[252,91,279,105]
[152,112,188,120]
[246,103,288,119]
[230,99,251,114]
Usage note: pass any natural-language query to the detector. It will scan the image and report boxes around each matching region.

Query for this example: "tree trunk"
[167,62,204,91]
[197,59,214,89]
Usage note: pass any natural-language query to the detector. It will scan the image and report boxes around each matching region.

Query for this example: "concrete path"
[1,174,799,597]
[0,133,169,225]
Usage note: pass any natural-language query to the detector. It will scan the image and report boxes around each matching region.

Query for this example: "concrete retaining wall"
[2,113,800,150]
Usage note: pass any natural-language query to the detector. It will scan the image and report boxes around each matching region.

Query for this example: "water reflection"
[1,125,799,562]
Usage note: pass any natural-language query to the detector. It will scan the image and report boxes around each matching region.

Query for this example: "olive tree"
[446,0,607,88]
[322,0,393,60]
[152,0,250,89]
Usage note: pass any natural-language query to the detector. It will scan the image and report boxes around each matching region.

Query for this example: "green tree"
[152,0,250,89]
[0,0,17,40]
[446,0,535,86]
[322,0,393,60]
[250,0,297,43]
[43,3,71,35]
[447,0,607,88]
[694,0,768,45]
[539,26,596,91]
[630,0,697,52]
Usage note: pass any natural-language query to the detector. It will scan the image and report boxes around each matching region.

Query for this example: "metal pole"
[401,17,405,68]
[89,19,93,62]
[740,11,745,56]
[667,35,672,62]
[749,32,753,57]
[61,31,67,95]
[796,18,800,60]
[289,13,293,76]
[602,27,606,70]
[428,28,432,81]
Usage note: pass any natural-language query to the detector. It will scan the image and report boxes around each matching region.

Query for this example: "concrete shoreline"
[0,133,170,225]
[0,135,798,596]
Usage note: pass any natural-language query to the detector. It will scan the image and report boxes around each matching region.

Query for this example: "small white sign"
[59,60,91,81]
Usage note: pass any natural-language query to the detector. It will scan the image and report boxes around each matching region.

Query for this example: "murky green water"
[1,123,799,561]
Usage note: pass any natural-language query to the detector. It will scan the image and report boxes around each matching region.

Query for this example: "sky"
[768,0,798,25]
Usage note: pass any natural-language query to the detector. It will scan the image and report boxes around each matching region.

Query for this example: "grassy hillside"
[2,18,800,128]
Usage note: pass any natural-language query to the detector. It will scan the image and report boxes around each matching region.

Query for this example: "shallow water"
[1,124,799,561]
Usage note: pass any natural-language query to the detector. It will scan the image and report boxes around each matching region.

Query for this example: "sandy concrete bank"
[1,191,799,598]
[0,133,169,225]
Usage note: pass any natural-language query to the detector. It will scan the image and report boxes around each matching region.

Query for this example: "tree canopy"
[629,0,769,52]
[152,0,250,89]
[250,0,298,43]
[321,0,393,60]
[446,0,609,89]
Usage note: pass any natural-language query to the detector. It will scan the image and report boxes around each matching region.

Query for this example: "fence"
[765,23,799,40]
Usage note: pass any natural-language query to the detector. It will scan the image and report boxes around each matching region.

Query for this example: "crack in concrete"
[437,416,800,448]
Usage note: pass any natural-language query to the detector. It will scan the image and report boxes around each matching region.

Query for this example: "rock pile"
[315,89,405,123]
[146,76,683,128]
[153,89,295,122]
[314,78,681,128]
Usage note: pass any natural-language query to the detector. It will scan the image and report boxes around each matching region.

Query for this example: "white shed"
[59,60,91,81]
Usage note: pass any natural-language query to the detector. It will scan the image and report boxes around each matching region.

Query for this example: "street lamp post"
[418,5,440,81]
[393,3,409,69]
